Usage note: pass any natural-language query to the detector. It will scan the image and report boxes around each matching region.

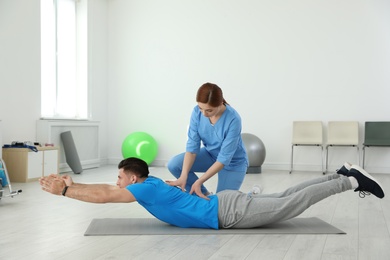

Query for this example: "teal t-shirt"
[126,176,219,229]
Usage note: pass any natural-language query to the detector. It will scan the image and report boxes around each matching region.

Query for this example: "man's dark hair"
[118,157,149,178]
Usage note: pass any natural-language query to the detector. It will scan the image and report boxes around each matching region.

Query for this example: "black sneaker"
[349,165,385,199]
[336,162,352,176]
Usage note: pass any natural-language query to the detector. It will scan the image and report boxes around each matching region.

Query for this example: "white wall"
[87,0,109,163]
[0,0,41,142]
[107,0,390,173]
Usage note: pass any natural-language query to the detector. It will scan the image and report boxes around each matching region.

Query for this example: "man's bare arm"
[39,175,136,204]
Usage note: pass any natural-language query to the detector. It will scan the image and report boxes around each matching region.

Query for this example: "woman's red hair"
[196,83,228,107]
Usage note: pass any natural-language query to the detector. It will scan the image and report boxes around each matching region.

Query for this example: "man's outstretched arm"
[39,175,136,204]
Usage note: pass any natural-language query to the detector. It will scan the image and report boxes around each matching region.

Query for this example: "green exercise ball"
[121,132,158,165]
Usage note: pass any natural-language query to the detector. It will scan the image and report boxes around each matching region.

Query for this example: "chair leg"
[321,145,324,174]
[356,146,360,166]
[362,146,366,169]
[325,145,329,174]
[290,145,294,174]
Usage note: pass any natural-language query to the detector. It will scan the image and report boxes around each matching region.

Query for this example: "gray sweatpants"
[216,173,352,228]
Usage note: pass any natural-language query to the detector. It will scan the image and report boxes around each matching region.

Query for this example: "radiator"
[36,120,100,173]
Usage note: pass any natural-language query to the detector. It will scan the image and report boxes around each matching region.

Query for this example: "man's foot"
[336,162,352,176]
[349,165,385,199]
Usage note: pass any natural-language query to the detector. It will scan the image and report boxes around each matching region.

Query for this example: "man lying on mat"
[39,157,384,230]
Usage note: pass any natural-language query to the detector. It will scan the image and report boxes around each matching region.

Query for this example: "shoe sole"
[351,165,385,198]
[345,162,352,169]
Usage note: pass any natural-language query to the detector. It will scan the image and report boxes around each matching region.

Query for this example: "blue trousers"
[167,148,246,194]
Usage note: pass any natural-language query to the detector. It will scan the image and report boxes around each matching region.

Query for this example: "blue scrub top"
[186,105,248,171]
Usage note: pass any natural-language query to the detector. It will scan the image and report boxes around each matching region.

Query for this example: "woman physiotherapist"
[166,82,248,199]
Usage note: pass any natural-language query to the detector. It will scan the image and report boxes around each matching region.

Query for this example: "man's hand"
[60,174,74,186]
[39,175,66,196]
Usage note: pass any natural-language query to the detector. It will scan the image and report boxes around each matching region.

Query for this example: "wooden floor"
[1,165,389,260]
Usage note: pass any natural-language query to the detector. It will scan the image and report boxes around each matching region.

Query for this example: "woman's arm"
[166,152,197,191]
[190,161,224,199]
[181,151,197,179]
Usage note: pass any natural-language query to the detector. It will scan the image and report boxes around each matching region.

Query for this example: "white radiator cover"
[36,120,100,173]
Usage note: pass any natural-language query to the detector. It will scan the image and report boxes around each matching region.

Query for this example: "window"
[41,0,88,119]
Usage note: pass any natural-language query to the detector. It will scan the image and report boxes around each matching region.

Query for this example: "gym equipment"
[121,132,158,165]
[242,133,266,173]
[0,158,22,200]
[61,131,83,174]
